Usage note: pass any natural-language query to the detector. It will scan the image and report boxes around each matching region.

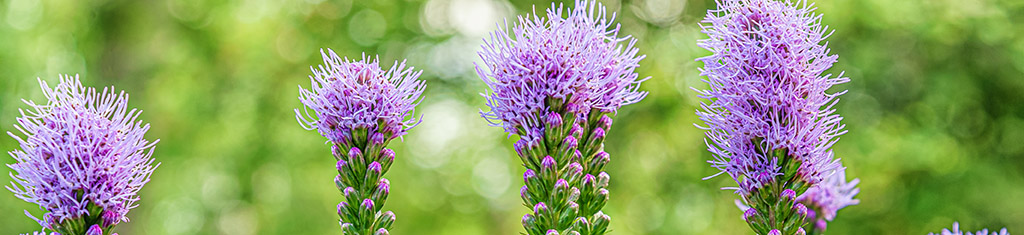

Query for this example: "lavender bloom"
[477,1,646,234]
[930,222,1009,235]
[297,49,425,142]
[798,168,859,233]
[478,0,646,142]
[296,49,424,234]
[697,0,848,197]
[7,75,159,235]
[695,0,849,234]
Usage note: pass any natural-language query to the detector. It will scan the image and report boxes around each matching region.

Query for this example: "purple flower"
[798,168,859,221]
[930,222,1009,235]
[6,75,159,234]
[296,49,426,143]
[695,0,849,234]
[477,1,647,234]
[478,0,647,142]
[696,0,849,192]
[297,49,424,234]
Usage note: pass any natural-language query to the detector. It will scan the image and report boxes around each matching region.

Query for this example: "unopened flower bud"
[541,156,558,177]
[86,224,102,235]
[343,186,357,199]
[533,202,549,216]
[566,201,579,212]
[591,151,610,171]
[794,203,808,219]
[374,228,390,235]
[337,201,349,215]
[340,222,357,233]
[336,159,348,172]
[592,211,611,232]
[743,208,758,222]
[332,144,343,159]
[520,185,533,204]
[373,179,390,203]
[780,189,796,202]
[335,174,346,191]
[552,178,569,189]
[377,211,396,230]
[359,199,376,222]
[590,127,606,142]
[514,139,529,158]
[524,169,537,184]
[102,210,119,227]
[522,214,537,229]
[554,179,570,199]
[574,217,590,228]
[599,115,613,130]
[768,229,781,235]
[349,147,364,167]
[366,161,383,183]
[581,174,597,189]
[597,172,610,188]
[379,148,395,171]
[567,162,583,181]
[547,112,563,128]
[371,132,386,145]
[563,136,578,150]
[568,187,580,202]
[594,188,609,209]
[362,199,375,212]
[570,124,583,138]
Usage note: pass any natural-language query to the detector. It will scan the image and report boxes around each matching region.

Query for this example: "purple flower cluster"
[296,49,424,234]
[696,0,848,196]
[478,1,646,234]
[930,222,1009,235]
[7,75,158,235]
[695,0,850,234]
[478,0,646,143]
[297,49,426,143]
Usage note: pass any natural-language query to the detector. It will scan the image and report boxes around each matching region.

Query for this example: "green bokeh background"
[2,0,1023,234]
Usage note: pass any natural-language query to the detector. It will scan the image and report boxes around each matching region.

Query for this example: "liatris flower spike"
[296,49,425,234]
[7,75,159,235]
[930,222,1009,235]
[478,1,647,234]
[695,0,850,234]
[797,168,859,234]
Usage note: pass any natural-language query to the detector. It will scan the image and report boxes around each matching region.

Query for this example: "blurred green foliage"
[2,0,1023,234]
